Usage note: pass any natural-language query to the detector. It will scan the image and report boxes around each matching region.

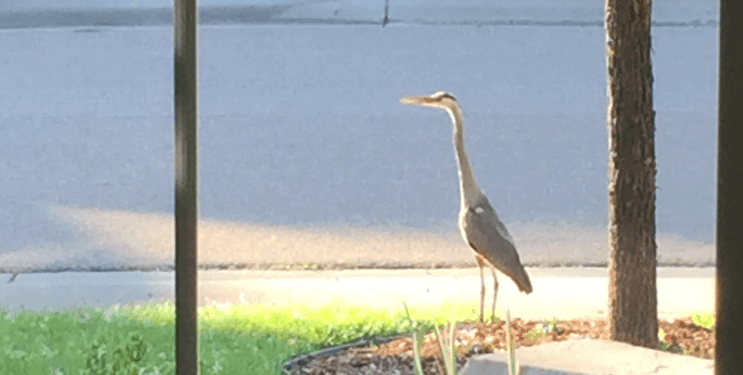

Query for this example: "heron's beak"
[400,95,433,106]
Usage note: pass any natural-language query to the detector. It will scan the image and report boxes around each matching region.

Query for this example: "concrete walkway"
[1,267,715,374]
[0,267,714,320]
[461,338,714,375]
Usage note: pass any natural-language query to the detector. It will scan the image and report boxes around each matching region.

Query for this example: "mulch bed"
[284,316,714,374]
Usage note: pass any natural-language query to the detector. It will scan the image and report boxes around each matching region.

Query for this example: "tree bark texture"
[605,0,658,348]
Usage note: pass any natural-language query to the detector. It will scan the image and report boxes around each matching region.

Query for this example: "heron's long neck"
[447,105,481,209]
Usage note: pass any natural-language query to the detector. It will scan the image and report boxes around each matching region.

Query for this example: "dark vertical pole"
[382,0,390,27]
[174,0,199,374]
[717,0,743,373]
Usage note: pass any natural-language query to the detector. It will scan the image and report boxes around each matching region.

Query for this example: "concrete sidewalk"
[461,337,714,375]
[1,267,715,374]
[0,267,714,320]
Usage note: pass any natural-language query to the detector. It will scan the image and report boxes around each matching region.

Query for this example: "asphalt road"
[0,23,716,272]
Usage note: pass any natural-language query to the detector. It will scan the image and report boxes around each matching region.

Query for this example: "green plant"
[524,329,547,341]
[81,333,149,375]
[505,309,521,375]
[658,328,669,350]
[410,329,425,375]
[405,302,461,375]
[537,319,560,334]
[433,323,459,375]
[691,313,715,329]
[526,318,561,341]
[403,303,426,375]
[406,305,524,375]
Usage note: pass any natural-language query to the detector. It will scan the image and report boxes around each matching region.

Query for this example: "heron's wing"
[461,195,532,293]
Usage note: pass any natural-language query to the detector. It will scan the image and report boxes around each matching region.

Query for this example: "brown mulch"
[285,316,714,375]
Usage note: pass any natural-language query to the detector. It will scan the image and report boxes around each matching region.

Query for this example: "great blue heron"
[401,91,532,322]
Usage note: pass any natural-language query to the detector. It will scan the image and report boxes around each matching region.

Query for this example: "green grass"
[3,303,713,374]
[0,301,478,375]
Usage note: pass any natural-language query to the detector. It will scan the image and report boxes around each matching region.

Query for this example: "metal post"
[716,0,743,373]
[174,0,199,373]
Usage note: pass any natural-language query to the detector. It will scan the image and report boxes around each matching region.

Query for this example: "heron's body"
[459,193,532,293]
[401,91,532,321]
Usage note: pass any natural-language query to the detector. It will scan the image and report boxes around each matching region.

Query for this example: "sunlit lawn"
[0,301,478,374]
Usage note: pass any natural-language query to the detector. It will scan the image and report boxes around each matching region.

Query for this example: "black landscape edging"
[282,334,408,374]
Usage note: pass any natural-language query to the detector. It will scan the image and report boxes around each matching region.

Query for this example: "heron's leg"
[476,255,486,322]
[490,266,498,323]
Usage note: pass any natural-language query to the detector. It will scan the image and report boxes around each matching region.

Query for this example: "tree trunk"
[605,0,658,348]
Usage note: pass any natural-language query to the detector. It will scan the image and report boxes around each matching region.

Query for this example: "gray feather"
[459,194,532,293]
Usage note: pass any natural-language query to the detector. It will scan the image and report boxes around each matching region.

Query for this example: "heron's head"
[400,91,459,111]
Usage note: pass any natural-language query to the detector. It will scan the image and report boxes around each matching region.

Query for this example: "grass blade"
[434,323,458,375]
[505,308,521,375]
